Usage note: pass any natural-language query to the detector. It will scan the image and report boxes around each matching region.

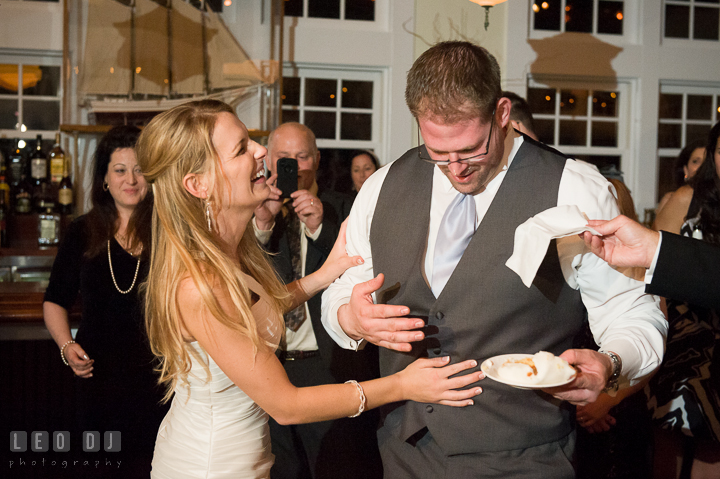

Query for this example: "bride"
[137,100,484,478]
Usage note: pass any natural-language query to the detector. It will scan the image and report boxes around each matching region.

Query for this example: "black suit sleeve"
[307,189,353,259]
[646,232,720,310]
[308,206,340,257]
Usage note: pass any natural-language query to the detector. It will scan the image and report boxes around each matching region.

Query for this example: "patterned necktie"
[284,209,307,332]
[431,192,477,297]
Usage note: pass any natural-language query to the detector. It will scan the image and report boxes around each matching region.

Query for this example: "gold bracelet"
[345,380,366,418]
[60,340,76,366]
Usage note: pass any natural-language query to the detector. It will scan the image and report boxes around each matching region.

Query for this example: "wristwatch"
[599,350,622,394]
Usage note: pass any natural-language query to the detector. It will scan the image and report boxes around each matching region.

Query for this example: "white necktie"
[431,192,477,296]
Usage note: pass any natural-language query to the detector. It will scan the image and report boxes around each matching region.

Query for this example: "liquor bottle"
[0,185,8,248]
[49,133,65,185]
[0,150,9,206]
[38,206,60,246]
[58,155,73,216]
[9,141,32,215]
[29,135,51,212]
[8,140,25,191]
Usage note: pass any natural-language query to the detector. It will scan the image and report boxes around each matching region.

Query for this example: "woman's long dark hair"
[85,125,153,258]
[674,138,706,188]
[688,121,720,245]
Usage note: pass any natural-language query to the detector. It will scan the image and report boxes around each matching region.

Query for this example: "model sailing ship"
[76,0,276,123]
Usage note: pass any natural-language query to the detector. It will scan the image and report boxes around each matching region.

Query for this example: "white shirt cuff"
[643,232,663,284]
[304,223,323,241]
[252,217,274,246]
[325,298,364,351]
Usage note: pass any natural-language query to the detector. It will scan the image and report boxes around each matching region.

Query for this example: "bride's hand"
[397,357,484,406]
[317,219,364,288]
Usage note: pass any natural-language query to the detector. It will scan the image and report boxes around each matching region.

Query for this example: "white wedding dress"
[151,275,282,479]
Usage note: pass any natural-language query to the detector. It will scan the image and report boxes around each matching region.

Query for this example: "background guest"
[582,215,720,311]
[252,122,382,479]
[350,150,379,194]
[655,139,706,219]
[574,178,653,479]
[648,121,720,479]
[43,125,167,478]
[501,90,538,141]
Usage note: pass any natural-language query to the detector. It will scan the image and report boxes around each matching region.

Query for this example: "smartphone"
[275,157,298,199]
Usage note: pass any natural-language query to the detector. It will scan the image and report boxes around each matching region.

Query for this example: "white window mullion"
[587,90,594,148]
[554,89,561,145]
[592,0,599,35]
[299,76,306,124]
[681,93,688,147]
[689,2,695,40]
[17,64,24,130]
[335,80,341,140]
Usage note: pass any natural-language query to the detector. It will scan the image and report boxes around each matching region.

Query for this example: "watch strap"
[599,350,622,394]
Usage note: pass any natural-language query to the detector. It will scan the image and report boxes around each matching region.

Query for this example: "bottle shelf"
[2,213,73,251]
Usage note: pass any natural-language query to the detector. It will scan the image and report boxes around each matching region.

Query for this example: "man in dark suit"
[253,122,382,479]
[583,214,720,310]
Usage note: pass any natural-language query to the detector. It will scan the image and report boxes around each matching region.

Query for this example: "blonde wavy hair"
[136,100,288,402]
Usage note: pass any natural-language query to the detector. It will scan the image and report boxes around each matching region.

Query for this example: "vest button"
[433,348,442,355]
[435,312,444,320]
[425,405,434,413]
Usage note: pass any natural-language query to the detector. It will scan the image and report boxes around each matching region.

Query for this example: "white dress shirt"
[321,135,667,387]
[643,233,663,284]
[254,218,322,352]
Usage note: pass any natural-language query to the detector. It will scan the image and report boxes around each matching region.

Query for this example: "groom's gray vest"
[370,140,586,455]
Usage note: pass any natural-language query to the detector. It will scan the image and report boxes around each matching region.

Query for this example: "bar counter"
[0,249,81,449]
[0,281,52,323]
[0,247,80,339]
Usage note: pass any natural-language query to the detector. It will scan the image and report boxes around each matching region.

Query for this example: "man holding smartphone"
[253,122,382,479]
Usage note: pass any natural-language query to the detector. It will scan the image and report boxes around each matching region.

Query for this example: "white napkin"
[506,205,600,287]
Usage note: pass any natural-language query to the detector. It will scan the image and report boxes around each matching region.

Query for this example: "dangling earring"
[103,181,109,191]
[205,198,213,232]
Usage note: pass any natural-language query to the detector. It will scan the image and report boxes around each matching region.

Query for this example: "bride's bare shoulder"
[176,272,227,341]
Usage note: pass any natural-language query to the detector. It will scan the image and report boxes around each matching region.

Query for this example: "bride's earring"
[205,198,213,232]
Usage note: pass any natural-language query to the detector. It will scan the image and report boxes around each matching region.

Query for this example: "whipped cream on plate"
[496,351,576,386]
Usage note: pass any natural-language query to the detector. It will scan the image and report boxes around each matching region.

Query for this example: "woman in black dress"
[649,121,720,478]
[43,125,167,478]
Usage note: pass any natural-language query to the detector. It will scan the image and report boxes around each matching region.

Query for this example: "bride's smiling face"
[211,112,269,212]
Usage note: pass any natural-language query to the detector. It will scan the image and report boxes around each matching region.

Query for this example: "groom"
[321,41,667,477]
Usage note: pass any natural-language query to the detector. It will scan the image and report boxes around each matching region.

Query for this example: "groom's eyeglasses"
[417,111,495,166]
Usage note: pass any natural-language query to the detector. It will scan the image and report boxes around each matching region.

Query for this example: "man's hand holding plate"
[542,349,614,406]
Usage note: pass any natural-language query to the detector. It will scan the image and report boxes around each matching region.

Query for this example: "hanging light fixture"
[468,0,509,31]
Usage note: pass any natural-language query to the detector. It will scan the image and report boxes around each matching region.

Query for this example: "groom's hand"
[338,273,425,352]
[542,349,614,406]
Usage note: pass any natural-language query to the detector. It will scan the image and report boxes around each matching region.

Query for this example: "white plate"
[480,353,577,389]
